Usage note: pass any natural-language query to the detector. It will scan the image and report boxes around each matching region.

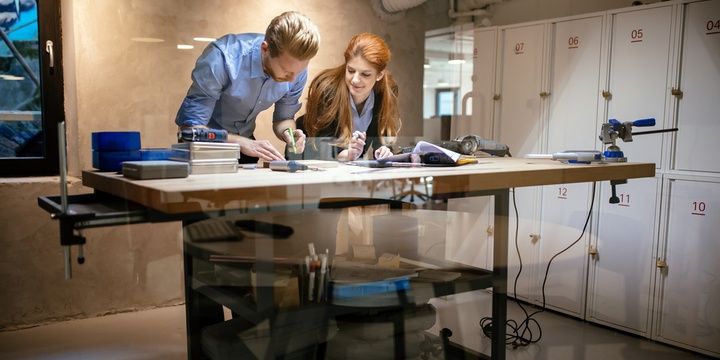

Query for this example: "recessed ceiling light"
[131,37,165,43]
[0,74,24,81]
[193,37,216,42]
[177,44,195,50]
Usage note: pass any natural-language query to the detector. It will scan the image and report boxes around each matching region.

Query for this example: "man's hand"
[374,145,393,160]
[283,128,306,154]
[232,135,284,161]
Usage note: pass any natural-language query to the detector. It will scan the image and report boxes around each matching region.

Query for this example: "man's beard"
[262,58,290,82]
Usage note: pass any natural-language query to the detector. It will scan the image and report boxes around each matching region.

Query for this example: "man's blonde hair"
[265,11,320,60]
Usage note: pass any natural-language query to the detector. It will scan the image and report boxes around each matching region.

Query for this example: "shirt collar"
[351,91,375,118]
[351,91,375,132]
[250,37,268,79]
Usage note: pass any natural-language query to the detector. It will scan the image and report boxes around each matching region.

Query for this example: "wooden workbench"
[78,158,654,360]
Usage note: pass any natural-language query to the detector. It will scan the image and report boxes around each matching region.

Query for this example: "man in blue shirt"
[175,11,320,163]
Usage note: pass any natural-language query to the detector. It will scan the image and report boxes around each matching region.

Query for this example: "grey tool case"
[122,160,190,179]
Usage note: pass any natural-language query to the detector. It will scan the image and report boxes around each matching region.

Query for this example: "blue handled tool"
[598,117,677,204]
[599,117,677,162]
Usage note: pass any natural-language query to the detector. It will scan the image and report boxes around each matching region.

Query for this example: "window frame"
[0,0,64,177]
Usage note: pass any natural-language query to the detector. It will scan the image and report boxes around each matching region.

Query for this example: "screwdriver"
[269,160,308,173]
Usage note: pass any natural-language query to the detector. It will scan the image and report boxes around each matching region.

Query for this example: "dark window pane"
[0,0,61,176]
[1,1,42,158]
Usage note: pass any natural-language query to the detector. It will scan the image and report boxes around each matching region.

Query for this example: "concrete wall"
[0,0,426,329]
[0,0,649,331]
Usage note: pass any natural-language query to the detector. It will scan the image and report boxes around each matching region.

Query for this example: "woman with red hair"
[299,33,401,161]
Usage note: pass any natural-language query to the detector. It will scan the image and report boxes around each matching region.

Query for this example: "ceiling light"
[193,37,216,42]
[424,58,431,69]
[177,44,195,50]
[0,74,24,81]
[130,37,165,43]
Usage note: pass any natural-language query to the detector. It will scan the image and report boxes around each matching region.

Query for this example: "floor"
[0,291,709,360]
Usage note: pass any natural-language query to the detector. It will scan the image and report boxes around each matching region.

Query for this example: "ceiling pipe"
[449,0,505,19]
[372,0,427,22]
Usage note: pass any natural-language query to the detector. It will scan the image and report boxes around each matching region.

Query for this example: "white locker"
[588,177,661,335]
[451,27,497,139]
[655,178,720,357]
[538,182,594,317]
[606,5,674,168]
[546,15,605,153]
[446,28,497,270]
[445,198,494,270]
[673,0,720,173]
[495,23,547,300]
[495,23,546,157]
[538,15,605,316]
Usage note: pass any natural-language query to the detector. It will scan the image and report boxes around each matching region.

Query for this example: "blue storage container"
[91,131,141,151]
[140,148,173,161]
[92,150,142,172]
[330,277,411,300]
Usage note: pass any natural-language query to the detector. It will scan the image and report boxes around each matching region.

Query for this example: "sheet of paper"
[413,141,461,162]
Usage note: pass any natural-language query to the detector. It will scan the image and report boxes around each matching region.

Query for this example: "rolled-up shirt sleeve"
[272,70,306,122]
[175,45,229,127]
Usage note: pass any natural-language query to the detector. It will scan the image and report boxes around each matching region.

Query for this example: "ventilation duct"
[371,0,427,22]
[449,0,506,24]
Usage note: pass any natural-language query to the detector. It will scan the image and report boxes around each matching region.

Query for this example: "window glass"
[1,0,42,158]
[0,0,61,176]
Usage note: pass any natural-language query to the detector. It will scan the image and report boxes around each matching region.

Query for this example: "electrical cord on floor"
[479,182,597,348]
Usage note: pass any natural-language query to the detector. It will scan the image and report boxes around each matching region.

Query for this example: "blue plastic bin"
[91,131,141,151]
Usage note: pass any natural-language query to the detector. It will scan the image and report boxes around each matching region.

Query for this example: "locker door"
[539,183,594,316]
[546,15,604,153]
[538,15,604,316]
[445,197,494,270]
[588,177,660,335]
[656,179,720,357]
[446,28,497,270]
[674,0,720,173]
[495,23,546,300]
[496,24,546,157]
[607,6,674,168]
[470,27,497,138]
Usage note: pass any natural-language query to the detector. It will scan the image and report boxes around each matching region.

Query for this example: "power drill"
[178,128,228,143]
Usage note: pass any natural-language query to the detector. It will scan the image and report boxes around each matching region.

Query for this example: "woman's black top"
[289,92,384,160]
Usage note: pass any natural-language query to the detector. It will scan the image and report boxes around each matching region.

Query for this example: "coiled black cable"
[480,182,597,348]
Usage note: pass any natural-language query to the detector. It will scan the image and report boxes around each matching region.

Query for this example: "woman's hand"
[346,131,366,161]
[374,145,393,160]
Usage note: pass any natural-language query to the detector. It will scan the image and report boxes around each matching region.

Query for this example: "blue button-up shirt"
[175,33,306,137]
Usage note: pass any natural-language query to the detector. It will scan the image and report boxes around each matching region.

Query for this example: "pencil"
[286,128,297,153]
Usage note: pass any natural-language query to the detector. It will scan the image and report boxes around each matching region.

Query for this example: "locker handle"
[486,225,494,236]
[539,91,550,98]
[493,94,501,101]
[529,234,540,244]
[589,245,598,258]
[602,90,612,100]
[671,88,683,99]
[656,259,668,269]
